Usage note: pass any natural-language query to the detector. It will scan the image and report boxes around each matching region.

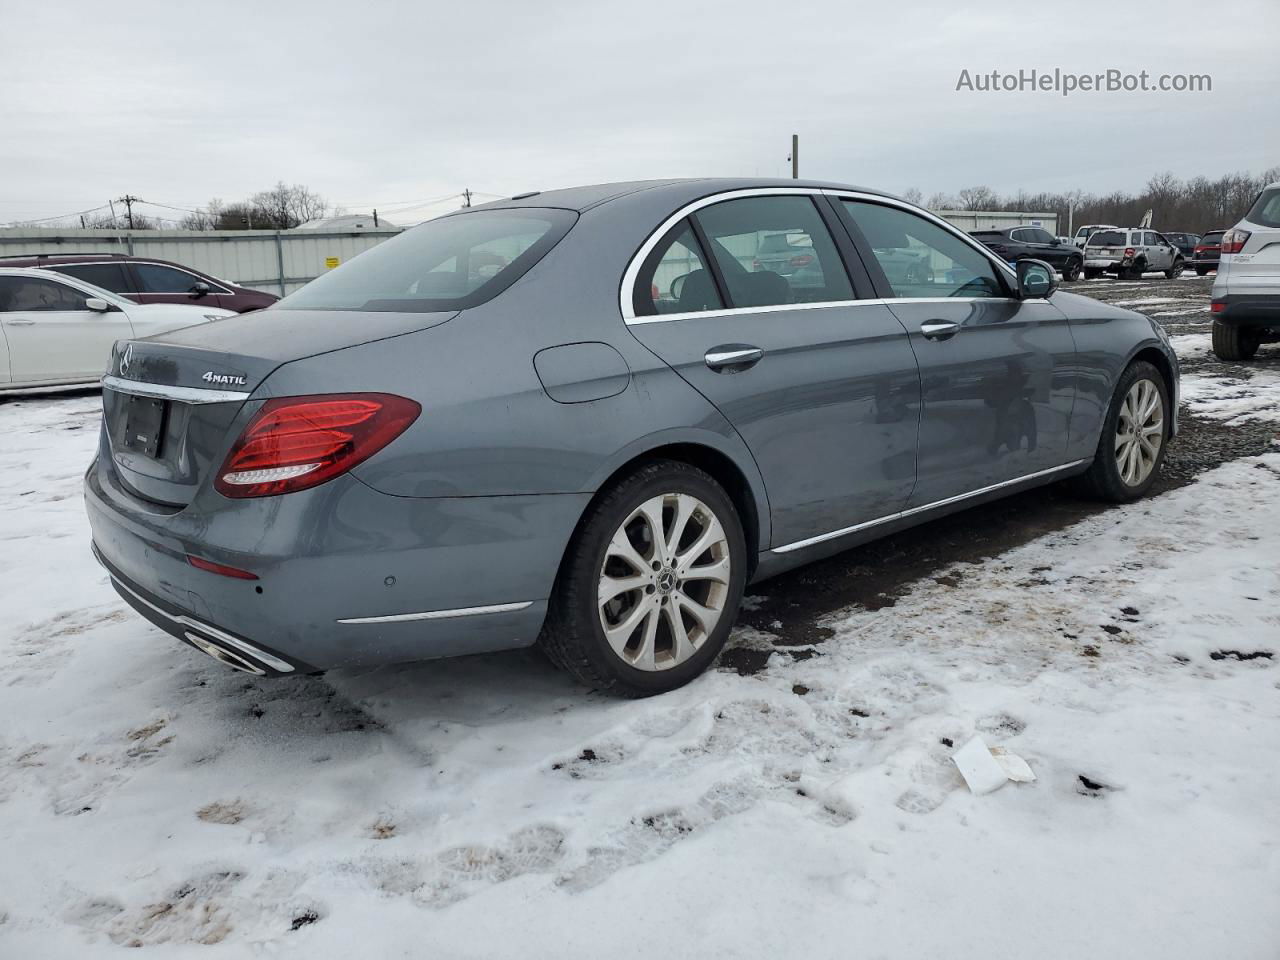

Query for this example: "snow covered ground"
[1,336,1278,958]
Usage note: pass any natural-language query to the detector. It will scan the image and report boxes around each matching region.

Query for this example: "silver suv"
[1083,229,1185,280]
[1211,182,1280,360]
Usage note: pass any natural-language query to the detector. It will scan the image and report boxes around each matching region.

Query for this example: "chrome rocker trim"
[771,460,1092,554]
[337,600,535,625]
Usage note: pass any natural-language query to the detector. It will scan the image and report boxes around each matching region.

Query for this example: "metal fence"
[938,210,1060,235]
[0,226,404,296]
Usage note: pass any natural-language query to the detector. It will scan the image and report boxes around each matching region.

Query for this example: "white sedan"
[0,267,235,392]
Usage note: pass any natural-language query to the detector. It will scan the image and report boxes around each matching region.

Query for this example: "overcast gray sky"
[4,0,1277,225]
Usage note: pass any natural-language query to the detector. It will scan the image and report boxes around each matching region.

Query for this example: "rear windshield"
[1246,188,1280,228]
[278,208,576,313]
[1202,231,1225,241]
[1087,231,1127,246]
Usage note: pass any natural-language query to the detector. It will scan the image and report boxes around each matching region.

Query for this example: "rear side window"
[1202,231,1224,242]
[841,200,1003,299]
[0,276,88,312]
[1246,188,1280,228]
[693,195,853,307]
[633,221,724,316]
[52,262,131,293]
[280,209,576,313]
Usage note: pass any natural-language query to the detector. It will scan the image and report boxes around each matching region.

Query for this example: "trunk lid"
[101,307,456,506]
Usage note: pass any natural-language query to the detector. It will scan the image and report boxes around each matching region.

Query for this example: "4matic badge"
[202,371,248,386]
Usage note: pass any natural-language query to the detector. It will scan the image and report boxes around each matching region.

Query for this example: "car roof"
[467,177,899,213]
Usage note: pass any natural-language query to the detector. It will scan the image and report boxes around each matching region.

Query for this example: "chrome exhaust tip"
[183,631,267,675]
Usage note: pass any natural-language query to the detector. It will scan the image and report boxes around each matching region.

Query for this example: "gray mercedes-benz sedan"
[85,178,1179,696]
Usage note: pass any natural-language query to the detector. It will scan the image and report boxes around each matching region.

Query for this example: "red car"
[0,253,277,313]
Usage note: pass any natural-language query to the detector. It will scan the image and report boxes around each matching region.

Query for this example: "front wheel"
[1212,320,1261,361]
[1165,259,1184,279]
[539,460,747,697]
[1074,361,1169,502]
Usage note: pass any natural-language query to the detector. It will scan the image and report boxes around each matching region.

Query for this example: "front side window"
[1031,229,1056,244]
[280,209,576,313]
[53,262,131,293]
[633,221,723,316]
[0,276,89,312]
[842,201,1004,299]
[134,263,212,293]
[693,196,853,307]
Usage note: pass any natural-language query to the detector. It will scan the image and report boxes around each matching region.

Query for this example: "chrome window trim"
[132,261,233,296]
[101,375,251,404]
[337,600,534,624]
[771,459,1091,554]
[620,187,1018,324]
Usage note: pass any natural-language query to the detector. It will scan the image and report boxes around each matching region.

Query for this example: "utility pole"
[790,134,799,179]
[117,194,139,230]
[462,188,473,208]
[373,208,379,227]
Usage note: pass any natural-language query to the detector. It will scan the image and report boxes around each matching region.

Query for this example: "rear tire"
[1195,266,1210,276]
[1063,257,1083,282]
[539,459,747,697]
[1084,268,1103,280]
[1212,320,1261,361]
[1074,361,1169,503]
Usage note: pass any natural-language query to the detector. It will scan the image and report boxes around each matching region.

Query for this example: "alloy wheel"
[597,493,731,671]
[1114,378,1164,486]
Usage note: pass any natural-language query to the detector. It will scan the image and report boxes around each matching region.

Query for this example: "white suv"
[1211,182,1280,360]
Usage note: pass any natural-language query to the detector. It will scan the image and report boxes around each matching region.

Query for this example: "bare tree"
[248,182,328,229]
[180,198,225,231]
[902,187,924,205]
[926,192,958,211]
[957,185,998,211]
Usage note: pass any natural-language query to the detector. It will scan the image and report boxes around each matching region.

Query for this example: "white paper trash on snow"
[952,735,1036,794]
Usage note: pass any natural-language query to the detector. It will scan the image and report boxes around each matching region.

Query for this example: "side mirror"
[190,282,211,298]
[1016,259,1058,299]
[84,297,110,313]
[1049,237,1060,245]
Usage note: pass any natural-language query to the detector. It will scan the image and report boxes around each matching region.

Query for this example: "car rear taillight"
[1220,228,1251,254]
[1124,247,1136,258]
[215,393,421,499]
[1193,245,1207,254]
[1211,300,1226,315]
[789,254,814,268]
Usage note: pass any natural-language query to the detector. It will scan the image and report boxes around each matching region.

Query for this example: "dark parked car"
[1162,232,1201,259]
[1192,230,1226,275]
[0,253,277,313]
[969,226,1084,280]
[87,179,1178,696]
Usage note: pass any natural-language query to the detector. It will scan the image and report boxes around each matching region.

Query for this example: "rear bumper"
[1211,293,1280,327]
[1084,257,1129,272]
[85,455,588,673]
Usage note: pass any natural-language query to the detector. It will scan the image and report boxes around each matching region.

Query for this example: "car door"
[835,197,1078,507]
[130,262,230,310]
[624,193,921,548]
[1143,232,1166,271]
[0,275,133,382]
[1031,228,1071,268]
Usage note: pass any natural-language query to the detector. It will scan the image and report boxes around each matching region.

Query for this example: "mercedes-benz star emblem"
[120,343,134,377]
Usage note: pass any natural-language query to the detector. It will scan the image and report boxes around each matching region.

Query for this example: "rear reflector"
[1210,300,1226,314]
[187,555,259,580]
[215,393,421,498]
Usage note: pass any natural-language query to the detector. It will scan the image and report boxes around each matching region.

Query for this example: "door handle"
[704,345,764,372]
[7,319,34,326]
[920,320,960,341]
